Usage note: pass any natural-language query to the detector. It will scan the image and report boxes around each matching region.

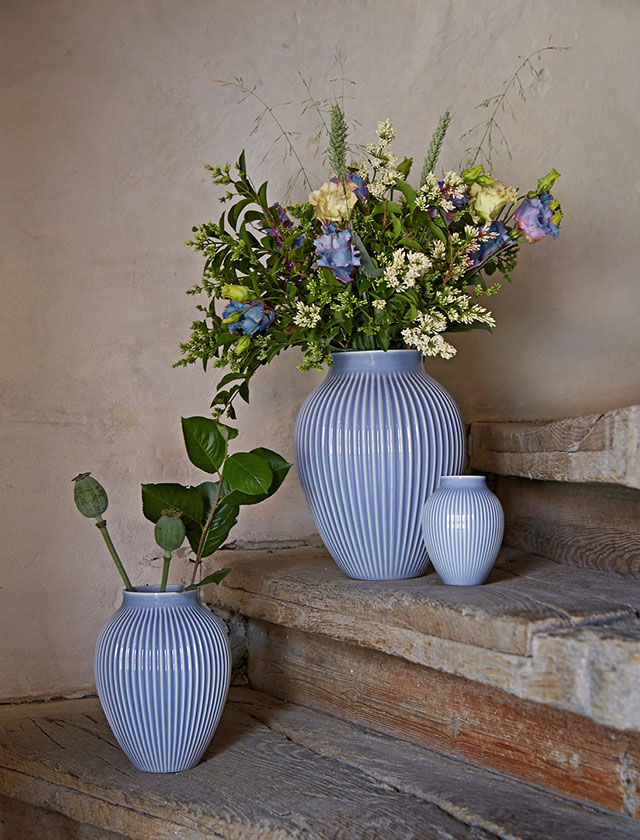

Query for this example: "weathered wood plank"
[206,547,640,730]
[0,792,129,840]
[229,688,639,840]
[0,695,498,840]
[247,620,640,818]
[493,477,640,577]
[208,547,634,657]
[2,691,637,840]
[468,405,640,488]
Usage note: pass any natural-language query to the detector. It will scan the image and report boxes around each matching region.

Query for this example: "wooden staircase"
[1,405,639,838]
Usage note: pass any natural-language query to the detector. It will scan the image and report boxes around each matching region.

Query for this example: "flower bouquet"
[178,105,563,417]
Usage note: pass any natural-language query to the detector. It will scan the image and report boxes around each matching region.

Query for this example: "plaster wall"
[1,0,639,699]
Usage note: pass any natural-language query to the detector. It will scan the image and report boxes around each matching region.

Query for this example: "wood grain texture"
[494,476,640,577]
[208,547,635,657]
[0,694,498,840]
[468,405,640,488]
[0,792,129,840]
[1,691,637,840]
[247,621,640,818]
[206,547,640,730]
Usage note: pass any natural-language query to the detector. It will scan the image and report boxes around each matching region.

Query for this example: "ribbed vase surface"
[294,350,465,580]
[94,586,230,773]
[421,475,504,585]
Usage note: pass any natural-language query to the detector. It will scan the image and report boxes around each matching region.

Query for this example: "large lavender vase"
[294,350,465,580]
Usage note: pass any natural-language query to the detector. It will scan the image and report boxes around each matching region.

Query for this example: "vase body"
[94,586,230,773]
[294,350,465,580]
[421,475,504,585]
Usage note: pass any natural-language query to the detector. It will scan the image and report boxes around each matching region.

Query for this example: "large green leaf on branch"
[222,452,273,496]
[181,416,227,473]
[221,448,292,507]
[141,483,204,528]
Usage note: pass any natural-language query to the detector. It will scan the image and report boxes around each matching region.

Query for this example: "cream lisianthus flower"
[308,180,358,223]
[469,181,518,222]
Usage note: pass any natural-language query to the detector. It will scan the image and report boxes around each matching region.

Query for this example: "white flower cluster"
[433,288,496,327]
[293,301,321,328]
[383,248,432,291]
[358,118,400,199]
[401,311,457,360]
[372,299,387,310]
[416,171,467,214]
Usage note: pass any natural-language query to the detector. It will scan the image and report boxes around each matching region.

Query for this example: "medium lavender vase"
[294,350,465,580]
[421,475,504,585]
[94,586,230,773]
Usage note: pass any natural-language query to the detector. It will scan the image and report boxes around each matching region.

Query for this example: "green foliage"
[420,110,451,185]
[329,104,348,179]
[74,415,290,592]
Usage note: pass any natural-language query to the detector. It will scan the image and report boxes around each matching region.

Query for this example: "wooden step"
[467,405,640,577]
[206,546,640,815]
[1,688,637,840]
[468,404,640,489]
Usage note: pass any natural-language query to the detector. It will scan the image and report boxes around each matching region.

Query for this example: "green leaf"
[141,483,204,528]
[446,322,493,333]
[393,178,417,210]
[351,231,383,279]
[222,447,292,506]
[228,197,254,230]
[184,482,239,557]
[218,422,239,441]
[257,181,268,209]
[371,201,402,216]
[427,219,447,244]
[181,416,227,473]
[183,568,232,591]
[223,452,273,496]
[398,237,423,251]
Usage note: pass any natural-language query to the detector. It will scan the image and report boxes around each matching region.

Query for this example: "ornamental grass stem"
[95,518,134,591]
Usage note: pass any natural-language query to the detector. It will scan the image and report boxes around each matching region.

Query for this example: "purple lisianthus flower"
[514,191,560,243]
[468,221,511,266]
[314,225,360,284]
[222,299,275,335]
[261,203,304,249]
[330,170,369,201]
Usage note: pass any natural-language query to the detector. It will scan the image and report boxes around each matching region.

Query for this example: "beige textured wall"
[2,0,639,699]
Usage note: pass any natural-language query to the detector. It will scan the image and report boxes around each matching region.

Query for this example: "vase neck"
[121,585,200,609]
[439,475,487,490]
[329,350,424,375]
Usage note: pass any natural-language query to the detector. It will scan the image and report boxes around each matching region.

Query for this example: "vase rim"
[329,349,423,373]
[122,585,200,607]
[440,474,487,484]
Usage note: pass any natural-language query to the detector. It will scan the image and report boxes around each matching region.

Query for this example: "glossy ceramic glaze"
[294,350,465,580]
[94,585,230,772]
[421,475,504,585]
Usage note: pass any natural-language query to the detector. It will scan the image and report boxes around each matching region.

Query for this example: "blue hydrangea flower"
[314,224,360,284]
[469,221,511,266]
[514,191,560,242]
[222,299,275,335]
[331,171,369,201]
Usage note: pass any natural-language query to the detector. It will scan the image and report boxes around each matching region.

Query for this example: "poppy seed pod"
[154,511,186,553]
[73,473,108,518]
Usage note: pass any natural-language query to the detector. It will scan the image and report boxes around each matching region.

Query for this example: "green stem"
[95,519,134,591]
[160,551,171,593]
[190,474,224,587]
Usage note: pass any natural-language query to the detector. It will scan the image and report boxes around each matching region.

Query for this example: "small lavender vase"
[421,475,504,585]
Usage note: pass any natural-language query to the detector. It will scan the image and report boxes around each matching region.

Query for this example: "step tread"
[468,404,640,488]
[0,688,635,840]
[209,546,640,731]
